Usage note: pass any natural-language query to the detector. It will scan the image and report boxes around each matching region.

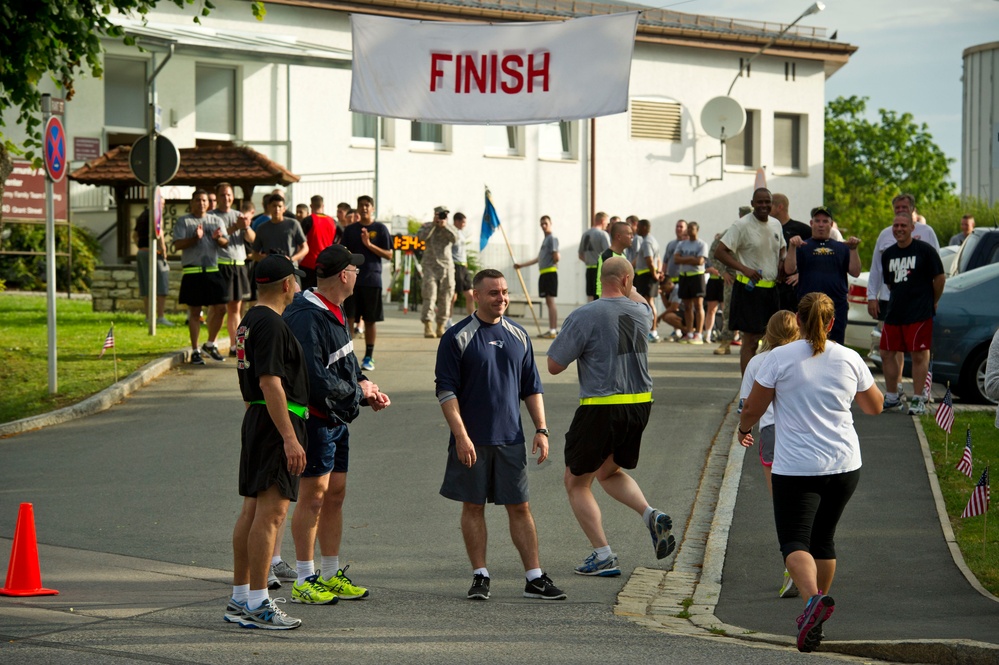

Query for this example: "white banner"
[349,12,639,125]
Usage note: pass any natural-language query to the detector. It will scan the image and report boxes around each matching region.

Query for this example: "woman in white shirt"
[738,292,883,653]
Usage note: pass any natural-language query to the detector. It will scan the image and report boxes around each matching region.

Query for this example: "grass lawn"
[0,295,193,425]
[921,410,999,596]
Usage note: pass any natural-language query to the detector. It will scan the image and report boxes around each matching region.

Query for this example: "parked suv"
[951,227,999,275]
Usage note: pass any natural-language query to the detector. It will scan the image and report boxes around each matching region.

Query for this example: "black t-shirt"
[135,210,151,250]
[795,238,850,310]
[881,239,944,325]
[236,305,309,406]
[782,219,812,245]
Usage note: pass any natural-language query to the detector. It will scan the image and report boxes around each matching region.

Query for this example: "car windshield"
[944,261,999,292]
[955,230,985,274]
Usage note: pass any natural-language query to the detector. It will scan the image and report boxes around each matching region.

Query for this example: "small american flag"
[934,386,954,433]
[99,325,115,358]
[923,366,933,399]
[961,466,990,519]
[955,427,974,478]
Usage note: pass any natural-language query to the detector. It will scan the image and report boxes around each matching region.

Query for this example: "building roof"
[69,144,300,188]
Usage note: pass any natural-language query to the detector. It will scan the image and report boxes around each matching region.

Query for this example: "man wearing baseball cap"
[282,245,391,605]
[418,205,458,338]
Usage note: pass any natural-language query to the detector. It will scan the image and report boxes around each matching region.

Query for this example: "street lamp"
[726,1,825,96]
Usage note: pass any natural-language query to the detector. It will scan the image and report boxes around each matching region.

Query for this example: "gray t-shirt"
[675,238,708,275]
[627,234,643,263]
[213,209,247,262]
[538,234,559,271]
[172,213,227,268]
[252,218,307,263]
[665,238,683,278]
[637,234,660,273]
[579,227,610,266]
[453,227,468,264]
[547,296,653,399]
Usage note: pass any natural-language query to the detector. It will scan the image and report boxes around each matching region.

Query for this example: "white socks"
[296,560,315,584]
[321,556,340,575]
[473,567,489,578]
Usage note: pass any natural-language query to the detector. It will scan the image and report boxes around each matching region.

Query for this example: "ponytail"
[759,310,799,352]
[797,292,835,356]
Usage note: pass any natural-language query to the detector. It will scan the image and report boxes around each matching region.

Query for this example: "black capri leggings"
[771,469,860,561]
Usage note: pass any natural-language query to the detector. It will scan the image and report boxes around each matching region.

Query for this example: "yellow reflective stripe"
[680,271,704,276]
[217,259,245,266]
[182,266,220,274]
[635,269,651,275]
[735,274,775,288]
[709,274,722,280]
[539,266,558,274]
[249,399,308,419]
[586,264,598,269]
[671,276,680,283]
[580,392,653,406]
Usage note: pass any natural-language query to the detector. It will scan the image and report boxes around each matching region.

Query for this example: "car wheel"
[958,347,996,405]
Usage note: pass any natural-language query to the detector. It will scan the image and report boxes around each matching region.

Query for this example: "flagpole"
[497,222,543,336]
[112,323,118,383]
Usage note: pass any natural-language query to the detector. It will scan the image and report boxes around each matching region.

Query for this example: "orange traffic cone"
[0,503,59,596]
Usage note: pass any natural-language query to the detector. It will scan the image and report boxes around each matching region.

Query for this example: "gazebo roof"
[69,144,300,187]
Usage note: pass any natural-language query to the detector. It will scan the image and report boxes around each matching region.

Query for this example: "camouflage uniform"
[418,221,457,326]
[709,233,736,344]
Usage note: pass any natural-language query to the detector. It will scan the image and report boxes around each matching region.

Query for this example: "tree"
[824,95,955,265]
[0,0,265,165]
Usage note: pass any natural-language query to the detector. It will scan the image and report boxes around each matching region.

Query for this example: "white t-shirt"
[755,339,875,476]
[741,350,775,428]
[719,212,786,283]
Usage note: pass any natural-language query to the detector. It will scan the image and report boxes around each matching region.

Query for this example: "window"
[352,113,392,147]
[195,65,237,137]
[104,57,147,130]
[411,121,446,151]
[484,125,522,157]
[774,113,804,171]
[630,100,681,142]
[538,121,576,160]
[725,109,757,168]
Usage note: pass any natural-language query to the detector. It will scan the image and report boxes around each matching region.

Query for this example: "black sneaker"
[201,343,225,362]
[467,573,490,600]
[523,573,566,600]
[228,348,238,358]
[190,350,205,365]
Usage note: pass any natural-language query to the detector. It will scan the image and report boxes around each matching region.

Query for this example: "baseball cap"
[434,205,449,216]
[255,254,305,283]
[810,205,834,218]
[316,244,364,278]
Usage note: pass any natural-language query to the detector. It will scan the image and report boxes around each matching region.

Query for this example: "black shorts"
[634,272,657,299]
[239,404,305,500]
[454,264,472,292]
[705,276,724,303]
[585,267,598,297]
[303,417,349,478]
[564,402,652,475]
[772,469,860,561]
[440,441,529,505]
[729,281,779,335]
[539,272,558,298]
[343,286,384,323]
[178,268,228,307]
[678,274,706,300]
[219,263,251,302]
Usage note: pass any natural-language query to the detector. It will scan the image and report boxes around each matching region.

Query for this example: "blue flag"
[480,190,501,251]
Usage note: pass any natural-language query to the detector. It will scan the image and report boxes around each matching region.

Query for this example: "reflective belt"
[735,274,775,288]
[586,264,598,269]
[455,261,466,266]
[671,276,680,283]
[539,266,557,275]
[709,274,722,280]
[249,399,309,419]
[680,271,705,276]
[635,269,651,276]
[182,266,220,274]
[217,259,244,266]
[580,392,653,406]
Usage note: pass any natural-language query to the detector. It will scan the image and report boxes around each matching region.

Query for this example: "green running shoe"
[318,565,369,600]
[291,574,339,605]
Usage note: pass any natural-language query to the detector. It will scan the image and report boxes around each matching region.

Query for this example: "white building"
[5,0,855,306]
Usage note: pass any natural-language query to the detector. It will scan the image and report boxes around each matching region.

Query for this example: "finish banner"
[349,12,639,124]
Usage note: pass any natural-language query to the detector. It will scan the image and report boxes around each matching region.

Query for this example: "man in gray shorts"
[434,269,566,602]
[547,257,677,577]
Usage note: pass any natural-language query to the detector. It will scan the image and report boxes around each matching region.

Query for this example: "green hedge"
[0,223,101,292]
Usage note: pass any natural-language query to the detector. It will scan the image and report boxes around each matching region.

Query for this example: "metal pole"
[43,95,58,394]
[374,117,381,217]
[147,52,158,335]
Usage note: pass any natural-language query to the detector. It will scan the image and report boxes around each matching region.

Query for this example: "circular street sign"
[44,116,68,183]
[129,134,181,187]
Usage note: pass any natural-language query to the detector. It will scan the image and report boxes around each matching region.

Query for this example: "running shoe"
[223,598,246,624]
[796,594,834,652]
[539,330,558,339]
[574,551,621,577]
[361,356,375,371]
[190,350,205,366]
[731,338,742,346]
[291,574,339,605]
[523,573,567,600]
[318,566,369,600]
[201,343,225,362]
[271,560,297,582]
[156,317,176,327]
[779,569,799,598]
[907,398,926,416]
[467,573,490,600]
[648,510,677,559]
[240,597,302,630]
[689,333,704,345]
[228,348,237,358]
[267,568,281,590]
[883,393,903,410]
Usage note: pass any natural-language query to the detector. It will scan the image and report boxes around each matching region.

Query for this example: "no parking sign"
[43,116,67,183]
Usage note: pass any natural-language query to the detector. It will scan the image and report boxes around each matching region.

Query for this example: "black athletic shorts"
[772,469,860,561]
[564,402,652,475]
[539,272,558,298]
[219,263,251,302]
[440,441,529,505]
[178,268,228,307]
[239,404,305,500]
[729,281,779,335]
[585,267,598,297]
[454,264,472,292]
[705,276,724,303]
[303,416,349,478]
[343,285,384,323]
[678,274,706,300]
[634,272,657,299]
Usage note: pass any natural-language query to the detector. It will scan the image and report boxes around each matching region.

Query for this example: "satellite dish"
[701,96,746,141]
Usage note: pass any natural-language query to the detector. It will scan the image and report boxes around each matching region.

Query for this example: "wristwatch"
[535,428,550,437]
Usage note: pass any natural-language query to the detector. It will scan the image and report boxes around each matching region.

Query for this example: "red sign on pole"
[2,161,69,221]
[44,117,68,183]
